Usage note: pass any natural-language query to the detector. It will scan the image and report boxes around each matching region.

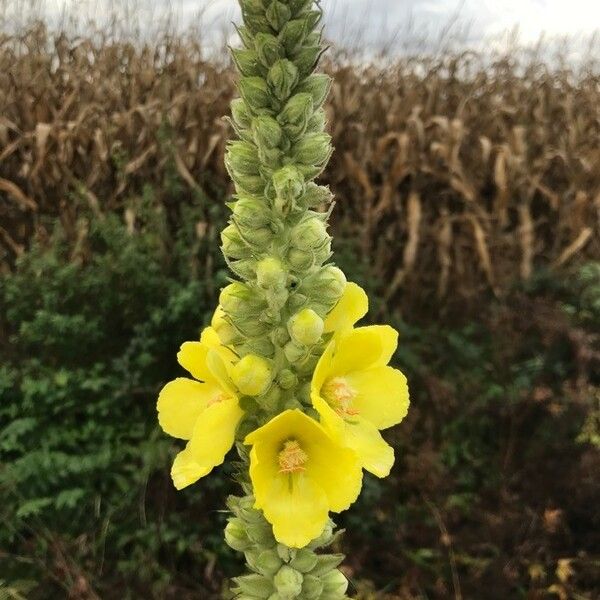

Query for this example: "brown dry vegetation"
[1,24,599,313]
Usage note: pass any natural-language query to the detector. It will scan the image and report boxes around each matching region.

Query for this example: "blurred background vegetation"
[0,12,599,600]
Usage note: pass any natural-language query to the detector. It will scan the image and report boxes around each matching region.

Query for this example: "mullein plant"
[156,0,410,597]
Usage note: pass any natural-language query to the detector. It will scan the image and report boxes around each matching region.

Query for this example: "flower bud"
[274,326,290,346]
[231,98,252,129]
[239,76,271,110]
[232,354,272,396]
[221,223,248,260]
[289,0,313,15]
[288,308,324,346]
[307,521,335,549]
[233,573,274,598]
[306,107,326,133]
[278,93,313,139]
[296,73,331,109]
[225,518,252,552]
[290,215,329,251]
[243,12,272,35]
[226,140,260,176]
[292,132,332,167]
[287,292,307,312]
[245,225,274,250]
[309,554,345,576]
[279,18,308,54]
[321,569,348,597]
[235,174,266,195]
[252,115,283,149]
[274,566,303,599]
[230,313,270,337]
[304,266,346,305]
[268,59,299,102]
[284,340,306,363]
[272,165,305,209]
[233,196,271,228]
[239,336,276,358]
[265,0,292,31]
[246,520,276,546]
[301,574,323,600]
[220,282,259,315]
[253,549,284,577]
[295,45,322,77]
[255,32,282,67]
[231,48,260,77]
[289,548,318,573]
[277,368,298,390]
[211,306,240,345]
[230,258,258,280]
[299,183,333,208]
[257,257,287,289]
[287,247,313,271]
[236,24,255,49]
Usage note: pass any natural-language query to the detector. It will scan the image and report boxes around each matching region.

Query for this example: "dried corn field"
[1,24,599,313]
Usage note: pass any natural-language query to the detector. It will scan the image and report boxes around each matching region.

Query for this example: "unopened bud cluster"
[227,494,349,600]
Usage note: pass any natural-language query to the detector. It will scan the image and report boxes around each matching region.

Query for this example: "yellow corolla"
[157,327,243,490]
[311,326,409,478]
[324,281,368,335]
[245,409,363,548]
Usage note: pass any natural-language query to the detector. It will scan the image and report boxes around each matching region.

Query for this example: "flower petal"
[344,418,395,478]
[187,397,243,475]
[171,446,212,490]
[324,282,368,334]
[311,339,336,394]
[157,377,211,439]
[346,366,409,430]
[311,391,345,441]
[329,326,393,375]
[303,431,362,513]
[262,473,329,548]
[177,342,213,382]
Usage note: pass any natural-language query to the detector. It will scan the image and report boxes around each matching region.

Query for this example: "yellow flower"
[311,326,409,478]
[244,409,362,548]
[323,281,368,335]
[157,327,243,490]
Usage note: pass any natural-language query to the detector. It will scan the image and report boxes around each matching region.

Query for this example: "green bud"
[230,313,270,337]
[243,11,272,35]
[231,98,253,129]
[277,368,298,390]
[279,18,308,54]
[231,48,261,76]
[272,165,305,213]
[254,549,284,577]
[265,1,291,31]
[232,354,272,396]
[289,548,318,573]
[284,340,306,363]
[212,308,241,345]
[292,132,332,167]
[258,383,282,411]
[225,518,252,552]
[240,76,271,110]
[313,238,332,267]
[289,0,313,15]
[246,521,276,546]
[307,521,335,549]
[220,282,256,314]
[239,336,276,358]
[274,326,291,346]
[294,45,322,77]
[300,183,333,208]
[306,107,327,133]
[301,574,323,600]
[253,115,283,148]
[240,0,265,16]
[287,292,308,312]
[290,215,329,250]
[304,266,347,305]
[257,257,287,288]
[233,573,274,599]
[287,247,314,271]
[230,258,258,280]
[288,308,324,346]
[221,223,248,259]
[274,566,303,599]
[278,93,313,139]
[268,59,299,102]
[236,24,255,49]
[226,140,260,176]
[235,174,266,195]
[255,32,283,67]
[309,554,345,576]
[321,570,348,597]
[296,73,331,109]
[233,196,271,228]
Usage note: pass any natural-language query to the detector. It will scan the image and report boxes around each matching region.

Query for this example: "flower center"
[278,440,308,474]
[322,376,359,418]
[207,390,229,407]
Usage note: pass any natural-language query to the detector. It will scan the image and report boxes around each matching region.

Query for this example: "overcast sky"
[4,0,600,55]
